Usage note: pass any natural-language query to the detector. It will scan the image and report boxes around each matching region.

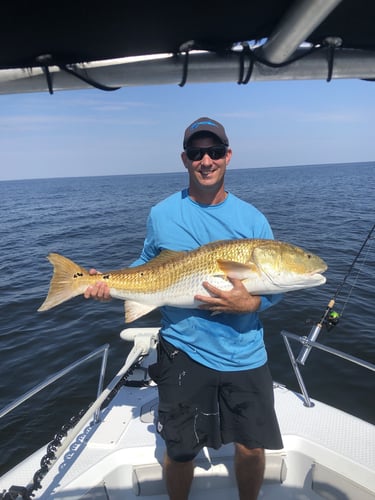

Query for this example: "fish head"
[251,241,328,290]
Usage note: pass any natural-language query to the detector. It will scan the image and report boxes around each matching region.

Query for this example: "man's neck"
[188,187,227,205]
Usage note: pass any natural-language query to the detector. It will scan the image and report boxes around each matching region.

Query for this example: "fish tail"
[38,253,89,312]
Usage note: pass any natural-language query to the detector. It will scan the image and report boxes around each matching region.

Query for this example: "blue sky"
[0,78,373,181]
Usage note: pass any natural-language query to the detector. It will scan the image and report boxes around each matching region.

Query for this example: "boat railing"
[0,344,110,422]
[281,329,375,407]
[0,332,157,498]
[0,329,158,429]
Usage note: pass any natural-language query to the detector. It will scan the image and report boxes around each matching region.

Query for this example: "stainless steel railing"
[0,344,110,421]
[281,330,375,407]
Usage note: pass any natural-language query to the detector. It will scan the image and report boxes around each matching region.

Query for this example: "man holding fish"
[85,117,286,499]
[40,117,326,497]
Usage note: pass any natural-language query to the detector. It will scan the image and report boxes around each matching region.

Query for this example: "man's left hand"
[195,278,261,314]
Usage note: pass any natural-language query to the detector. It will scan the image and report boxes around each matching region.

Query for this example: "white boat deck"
[1,364,374,499]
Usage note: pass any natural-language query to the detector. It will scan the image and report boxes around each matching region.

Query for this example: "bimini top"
[1,0,375,94]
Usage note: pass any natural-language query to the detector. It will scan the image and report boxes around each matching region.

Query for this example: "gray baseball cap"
[183,117,229,148]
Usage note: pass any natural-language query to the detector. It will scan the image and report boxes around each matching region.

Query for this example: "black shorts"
[149,337,283,462]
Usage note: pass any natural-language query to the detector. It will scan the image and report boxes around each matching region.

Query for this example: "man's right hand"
[83,269,112,301]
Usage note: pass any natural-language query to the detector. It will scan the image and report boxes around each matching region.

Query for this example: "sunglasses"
[185,145,227,161]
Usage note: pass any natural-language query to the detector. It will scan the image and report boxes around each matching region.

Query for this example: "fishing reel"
[325,310,340,330]
[304,309,340,330]
[298,307,340,365]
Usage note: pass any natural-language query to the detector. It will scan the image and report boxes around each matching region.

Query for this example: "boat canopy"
[1,0,375,94]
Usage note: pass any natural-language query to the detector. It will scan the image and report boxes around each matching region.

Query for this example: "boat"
[1,1,374,498]
[0,322,374,499]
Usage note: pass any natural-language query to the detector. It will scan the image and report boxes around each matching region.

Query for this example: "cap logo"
[190,120,218,131]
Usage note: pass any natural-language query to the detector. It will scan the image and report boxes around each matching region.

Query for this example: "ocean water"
[0,162,374,476]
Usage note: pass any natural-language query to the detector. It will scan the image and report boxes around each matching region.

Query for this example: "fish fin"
[124,300,157,323]
[38,253,89,311]
[216,260,259,280]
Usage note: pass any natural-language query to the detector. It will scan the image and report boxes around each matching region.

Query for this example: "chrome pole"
[0,344,110,419]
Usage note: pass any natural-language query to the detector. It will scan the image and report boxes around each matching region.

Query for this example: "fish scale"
[109,239,255,293]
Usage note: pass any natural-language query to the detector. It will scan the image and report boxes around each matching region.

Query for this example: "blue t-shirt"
[133,189,281,371]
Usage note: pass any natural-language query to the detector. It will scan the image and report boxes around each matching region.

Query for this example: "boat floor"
[1,363,374,499]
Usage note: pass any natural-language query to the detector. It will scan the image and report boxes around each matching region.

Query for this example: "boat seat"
[132,454,286,496]
[312,462,375,500]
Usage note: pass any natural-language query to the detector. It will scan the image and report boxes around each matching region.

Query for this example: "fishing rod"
[297,222,375,366]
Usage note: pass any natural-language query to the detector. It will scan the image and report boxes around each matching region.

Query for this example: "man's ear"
[181,151,189,169]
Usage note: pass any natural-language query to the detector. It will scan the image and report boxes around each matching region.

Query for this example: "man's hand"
[195,277,261,314]
[83,269,112,301]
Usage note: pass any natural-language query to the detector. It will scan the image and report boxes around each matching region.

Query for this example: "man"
[85,117,283,500]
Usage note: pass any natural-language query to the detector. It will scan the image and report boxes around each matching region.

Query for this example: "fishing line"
[297,222,375,365]
[332,222,375,302]
[338,236,373,318]
[324,221,375,326]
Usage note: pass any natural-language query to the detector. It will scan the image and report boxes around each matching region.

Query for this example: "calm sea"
[0,162,374,476]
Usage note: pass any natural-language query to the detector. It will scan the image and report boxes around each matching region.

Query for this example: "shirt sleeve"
[130,212,159,267]
[258,293,283,312]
